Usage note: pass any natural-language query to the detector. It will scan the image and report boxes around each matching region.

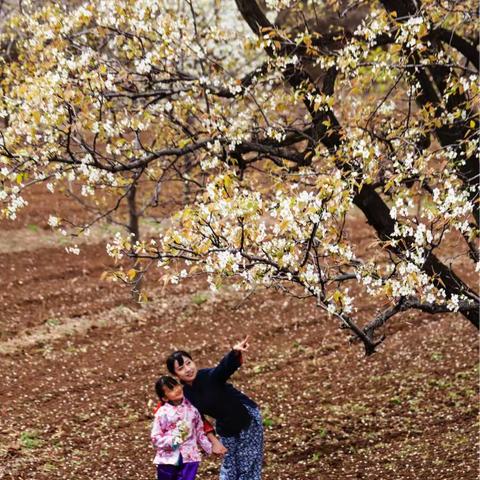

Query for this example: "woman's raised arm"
[210,336,250,383]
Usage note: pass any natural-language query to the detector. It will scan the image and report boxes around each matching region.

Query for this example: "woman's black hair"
[166,350,193,375]
[155,375,179,400]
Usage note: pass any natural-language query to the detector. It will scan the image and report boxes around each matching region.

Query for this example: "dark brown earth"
[0,187,478,480]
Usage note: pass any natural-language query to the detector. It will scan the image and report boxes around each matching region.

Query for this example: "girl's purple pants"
[156,461,199,480]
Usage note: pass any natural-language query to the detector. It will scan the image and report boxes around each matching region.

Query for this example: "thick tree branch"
[362,296,479,340]
[433,28,479,71]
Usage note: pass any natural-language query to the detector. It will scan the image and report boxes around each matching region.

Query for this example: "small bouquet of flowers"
[172,420,190,449]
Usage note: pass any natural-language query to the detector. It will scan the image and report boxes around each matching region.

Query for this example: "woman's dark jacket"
[182,350,257,437]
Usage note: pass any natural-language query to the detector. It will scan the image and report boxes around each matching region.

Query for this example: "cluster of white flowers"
[265,0,295,12]
[336,43,366,75]
[106,232,126,261]
[389,195,414,220]
[354,9,390,45]
[65,245,81,255]
[396,15,430,49]
[48,215,60,228]
[387,261,438,301]
[431,182,473,234]
[3,191,28,220]
[356,263,386,296]
[305,92,334,113]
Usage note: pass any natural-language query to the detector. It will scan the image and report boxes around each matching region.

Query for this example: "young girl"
[151,376,212,480]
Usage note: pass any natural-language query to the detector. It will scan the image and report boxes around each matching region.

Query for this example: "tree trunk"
[127,182,142,300]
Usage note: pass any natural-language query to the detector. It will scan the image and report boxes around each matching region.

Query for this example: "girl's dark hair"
[155,376,179,400]
[166,350,193,375]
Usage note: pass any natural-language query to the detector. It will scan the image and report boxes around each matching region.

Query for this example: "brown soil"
[0,189,478,480]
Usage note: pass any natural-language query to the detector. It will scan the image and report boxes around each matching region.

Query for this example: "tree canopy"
[0,0,478,353]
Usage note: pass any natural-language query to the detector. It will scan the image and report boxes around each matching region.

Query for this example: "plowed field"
[1,188,478,480]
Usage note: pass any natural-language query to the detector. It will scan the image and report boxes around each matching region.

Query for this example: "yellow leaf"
[100,271,110,281]
[384,178,394,192]
[127,269,137,281]
[32,111,41,123]
[224,174,233,190]
[332,290,343,304]
[178,138,191,148]
[417,23,428,38]
[189,265,200,275]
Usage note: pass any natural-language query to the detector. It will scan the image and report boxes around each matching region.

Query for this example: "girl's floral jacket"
[151,397,212,465]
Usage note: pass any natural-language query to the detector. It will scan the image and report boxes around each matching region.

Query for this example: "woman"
[166,337,263,480]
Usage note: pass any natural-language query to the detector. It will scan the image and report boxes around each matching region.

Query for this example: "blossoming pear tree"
[0,0,478,353]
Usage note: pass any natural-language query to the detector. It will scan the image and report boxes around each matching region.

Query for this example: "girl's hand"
[207,433,228,456]
[211,438,228,456]
[233,335,249,352]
